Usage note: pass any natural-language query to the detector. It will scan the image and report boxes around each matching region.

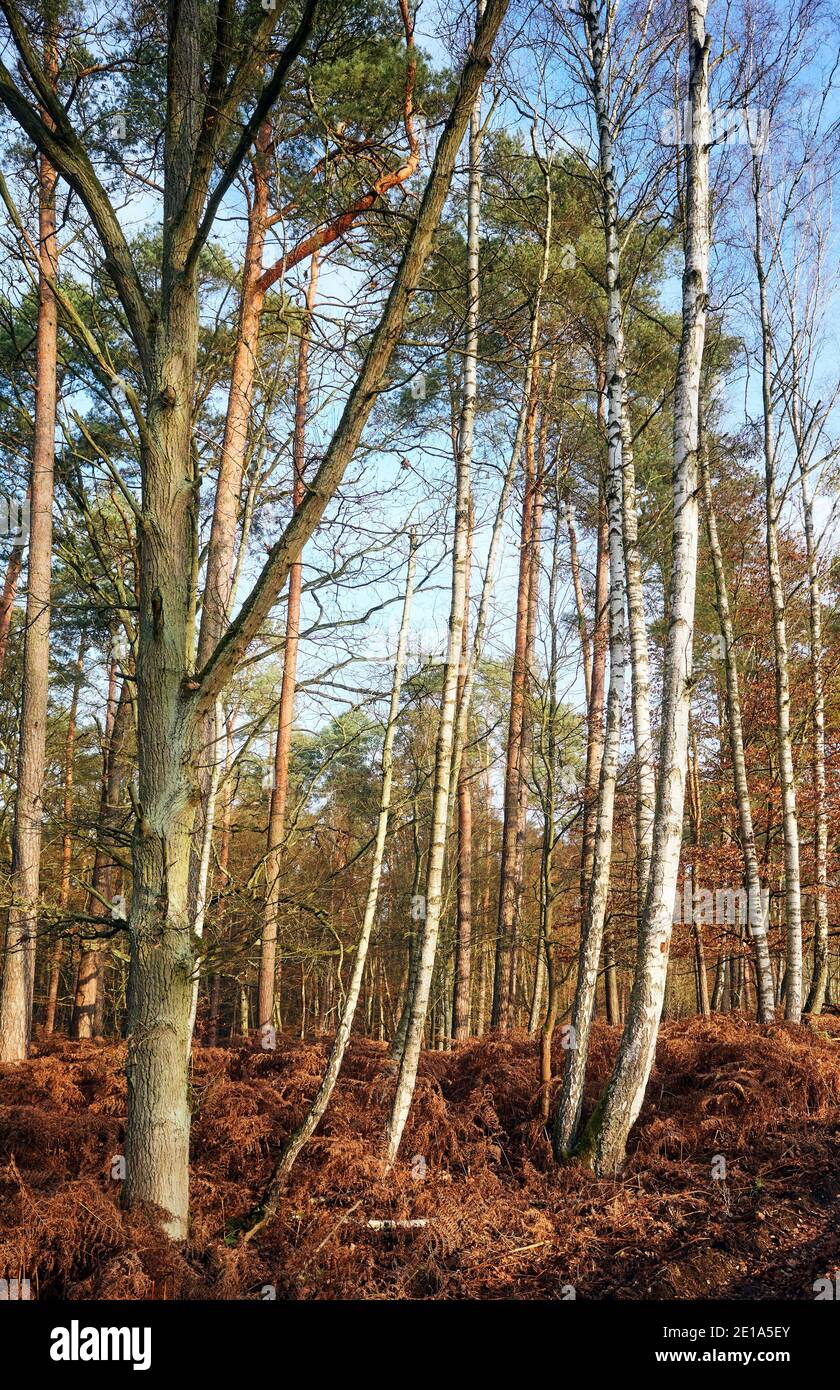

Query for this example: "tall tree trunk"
[196,127,270,674]
[121,0,508,1239]
[552,335,627,1156]
[793,396,828,1014]
[0,29,58,1061]
[575,0,710,1174]
[751,151,802,1022]
[73,670,130,1038]
[493,358,539,1029]
[453,500,474,1041]
[45,632,86,1033]
[248,537,416,1221]
[207,711,233,1046]
[0,542,23,679]
[686,724,710,1017]
[699,442,775,1020]
[578,399,609,917]
[385,8,487,1157]
[258,252,320,1034]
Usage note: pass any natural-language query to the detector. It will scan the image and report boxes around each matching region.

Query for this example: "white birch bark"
[576,0,710,1174]
[799,443,828,1014]
[785,328,829,1014]
[187,698,224,1043]
[585,0,656,898]
[386,9,485,1160]
[699,444,775,1021]
[750,151,803,1022]
[552,351,626,1155]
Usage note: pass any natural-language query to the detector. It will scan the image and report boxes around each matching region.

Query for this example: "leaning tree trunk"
[247,536,416,1223]
[575,0,710,1175]
[0,39,58,1062]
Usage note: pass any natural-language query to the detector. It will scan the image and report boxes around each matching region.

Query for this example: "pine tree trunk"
[0,36,58,1061]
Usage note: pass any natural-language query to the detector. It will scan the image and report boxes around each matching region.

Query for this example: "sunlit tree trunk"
[750,149,802,1021]
[793,395,828,1014]
[699,442,775,1020]
[552,337,626,1155]
[258,252,320,1034]
[575,0,710,1174]
[386,6,487,1156]
[453,501,474,1041]
[493,358,539,1029]
[0,27,58,1062]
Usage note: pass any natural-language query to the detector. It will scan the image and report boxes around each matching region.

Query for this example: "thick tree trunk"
[0,45,58,1061]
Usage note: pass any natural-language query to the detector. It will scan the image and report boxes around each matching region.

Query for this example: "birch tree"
[574,0,710,1174]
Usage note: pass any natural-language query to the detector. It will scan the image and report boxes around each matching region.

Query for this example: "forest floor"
[1,1015,840,1300]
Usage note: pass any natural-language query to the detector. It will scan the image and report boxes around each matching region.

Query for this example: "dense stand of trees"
[0,0,839,1237]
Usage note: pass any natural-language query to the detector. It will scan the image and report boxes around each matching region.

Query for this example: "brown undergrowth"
[1,1016,839,1300]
